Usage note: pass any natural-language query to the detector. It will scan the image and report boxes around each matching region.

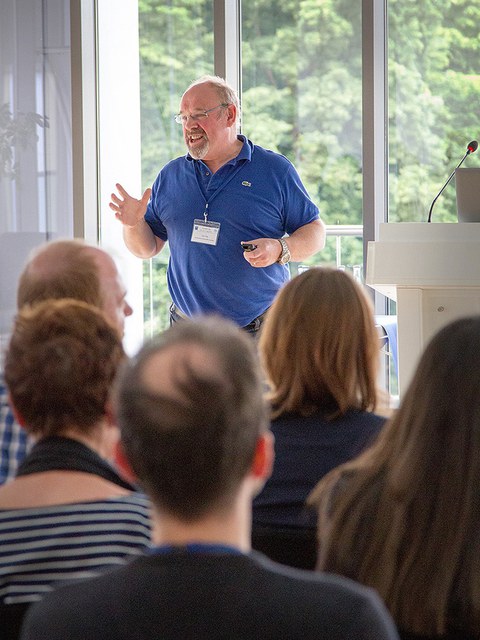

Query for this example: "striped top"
[0,494,152,605]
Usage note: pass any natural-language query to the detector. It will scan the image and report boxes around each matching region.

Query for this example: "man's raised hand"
[110,183,152,228]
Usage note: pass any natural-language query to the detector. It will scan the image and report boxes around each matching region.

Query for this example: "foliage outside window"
[242,0,363,272]
[139,0,364,335]
[138,0,480,336]
[138,0,214,336]
[388,0,480,222]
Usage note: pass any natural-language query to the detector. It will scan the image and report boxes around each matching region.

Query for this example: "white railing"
[325,223,363,268]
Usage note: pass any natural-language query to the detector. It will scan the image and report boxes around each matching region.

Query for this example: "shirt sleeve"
[282,163,320,235]
[144,175,169,241]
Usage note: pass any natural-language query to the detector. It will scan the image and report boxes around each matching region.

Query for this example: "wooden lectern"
[366,223,480,394]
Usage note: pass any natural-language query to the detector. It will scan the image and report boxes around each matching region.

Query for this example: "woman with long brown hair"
[309,316,480,639]
[252,267,386,569]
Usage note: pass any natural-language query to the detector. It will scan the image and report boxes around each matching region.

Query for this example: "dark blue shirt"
[144,136,320,326]
[253,409,385,529]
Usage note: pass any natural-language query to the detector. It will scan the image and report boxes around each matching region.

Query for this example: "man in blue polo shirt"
[110,75,325,332]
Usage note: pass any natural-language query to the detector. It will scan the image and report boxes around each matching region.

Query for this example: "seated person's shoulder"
[249,553,399,638]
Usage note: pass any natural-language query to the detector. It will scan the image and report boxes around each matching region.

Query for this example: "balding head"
[184,75,240,113]
[140,340,222,400]
[116,316,269,521]
[17,240,132,335]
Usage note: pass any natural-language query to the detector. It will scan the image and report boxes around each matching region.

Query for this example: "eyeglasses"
[174,103,229,125]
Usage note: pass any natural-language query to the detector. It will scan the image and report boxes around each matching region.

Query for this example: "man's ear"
[251,431,274,482]
[226,103,237,128]
[114,440,138,485]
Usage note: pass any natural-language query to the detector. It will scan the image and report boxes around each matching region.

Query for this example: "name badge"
[191,219,221,246]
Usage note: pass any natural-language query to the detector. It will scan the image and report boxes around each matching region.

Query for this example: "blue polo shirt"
[144,136,320,326]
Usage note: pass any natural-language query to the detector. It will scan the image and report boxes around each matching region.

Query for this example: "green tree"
[242,0,363,227]
[139,0,214,335]
[388,0,480,222]
[138,0,480,333]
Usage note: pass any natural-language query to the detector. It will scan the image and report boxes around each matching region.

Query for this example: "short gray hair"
[186,75,240,120]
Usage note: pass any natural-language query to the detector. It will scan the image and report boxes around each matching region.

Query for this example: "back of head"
[312,316,480,636]
[388,315,480,477]
[116,316,268,521]
[377,315,480,522]
[5,299,125,437]
[17,239,102,310]
[259,267,378,418]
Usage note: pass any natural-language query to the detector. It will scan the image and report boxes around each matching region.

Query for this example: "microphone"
[427,140,478,222]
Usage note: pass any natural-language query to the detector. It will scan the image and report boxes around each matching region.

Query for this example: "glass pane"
[0,0,72,343]
[138,0,214,336]
[388,0,480,223]
[241,0,363,273]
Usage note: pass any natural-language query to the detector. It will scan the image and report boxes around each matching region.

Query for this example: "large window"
[0,0,72,349]
[242,0,363,273]
[388,0,480,223]
[138,0,215,335]
[139,0,365,334]
[5,1,480,346]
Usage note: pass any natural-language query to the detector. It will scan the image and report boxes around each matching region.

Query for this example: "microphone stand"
[427,149,474,223]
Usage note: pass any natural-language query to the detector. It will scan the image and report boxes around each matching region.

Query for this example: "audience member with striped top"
[0,300,151,640]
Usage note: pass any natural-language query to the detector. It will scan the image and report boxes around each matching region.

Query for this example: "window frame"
[72,0,390,342]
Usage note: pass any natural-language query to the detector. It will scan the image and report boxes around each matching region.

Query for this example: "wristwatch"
[276,238,291,265]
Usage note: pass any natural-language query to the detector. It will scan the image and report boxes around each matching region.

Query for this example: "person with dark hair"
[110,75,325,333]
[0,239,133,483]
[21,316,399,640]
[309,316,480,639]
[252,267,386,569]
[0,300,150,640]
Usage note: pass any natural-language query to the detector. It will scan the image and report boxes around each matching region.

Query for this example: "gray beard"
[187,138,209,160]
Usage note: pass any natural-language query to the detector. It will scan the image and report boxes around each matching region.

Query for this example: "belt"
[170,304,268,331]
[242,309,269,331]
[170,303,188,320]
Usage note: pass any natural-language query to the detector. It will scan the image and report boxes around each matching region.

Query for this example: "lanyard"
[194,159,247,222]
